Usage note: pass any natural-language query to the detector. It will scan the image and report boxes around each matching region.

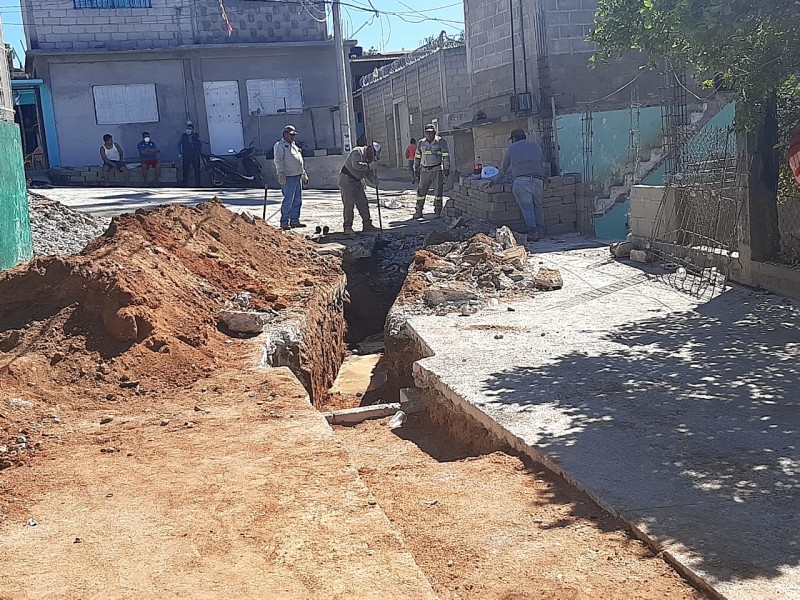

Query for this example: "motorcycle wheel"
[209,167,226,188]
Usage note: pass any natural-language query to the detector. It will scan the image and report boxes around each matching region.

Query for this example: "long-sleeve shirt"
[341,146,377,184]
[414,136,450,171]
[273,139,305,177]
[178,133,202,157]
[498,139,546,180]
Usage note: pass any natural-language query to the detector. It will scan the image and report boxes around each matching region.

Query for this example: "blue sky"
[0,0,465,61]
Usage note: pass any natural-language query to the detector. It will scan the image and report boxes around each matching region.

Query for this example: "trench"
[292,230,710,600]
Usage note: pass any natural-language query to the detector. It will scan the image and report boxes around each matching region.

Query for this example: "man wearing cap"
[273,125,309,230]
[338,142,380,233]
[413,124,450,219]
[496,128,547,241]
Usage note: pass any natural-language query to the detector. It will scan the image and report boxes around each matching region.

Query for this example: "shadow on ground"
[480,290,799,585]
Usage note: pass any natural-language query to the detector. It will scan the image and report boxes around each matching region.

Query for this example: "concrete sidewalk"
[404,240,799,599]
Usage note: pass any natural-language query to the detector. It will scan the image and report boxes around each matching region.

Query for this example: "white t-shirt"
[103,143,121,161]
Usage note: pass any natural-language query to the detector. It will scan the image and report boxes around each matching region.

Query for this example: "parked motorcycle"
[204,143,263,188]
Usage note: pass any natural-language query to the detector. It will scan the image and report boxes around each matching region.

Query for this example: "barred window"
[74,0,151,8]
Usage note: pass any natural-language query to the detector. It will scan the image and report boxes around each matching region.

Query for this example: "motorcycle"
[204,142,263,188]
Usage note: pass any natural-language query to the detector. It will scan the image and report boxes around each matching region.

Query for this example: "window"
[74,0,151,8]
[246,79,303,116]
[93,84,159,125]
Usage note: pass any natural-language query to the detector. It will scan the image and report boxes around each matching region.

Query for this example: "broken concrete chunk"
[630,249,648,263]
[533,267,563,291]
[610,241,634,258]
[218,310,273,334]
[424,282,480,307]
[495,226,517,249]
[502,245,528,271]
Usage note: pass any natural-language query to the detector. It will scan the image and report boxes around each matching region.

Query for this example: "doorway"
[393,100,410,168]
[203,81,245,155]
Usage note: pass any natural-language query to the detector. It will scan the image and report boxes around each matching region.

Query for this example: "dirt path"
[0,369,436,598]
[336,413,706,600]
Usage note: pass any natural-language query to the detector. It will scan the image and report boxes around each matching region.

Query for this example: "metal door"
[203,81,244,155]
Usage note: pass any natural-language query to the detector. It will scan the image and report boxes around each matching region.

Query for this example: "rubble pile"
[28,193,109,256]
[400,226,559,313]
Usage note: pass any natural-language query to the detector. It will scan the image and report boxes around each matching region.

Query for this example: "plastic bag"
[481,165,499,180]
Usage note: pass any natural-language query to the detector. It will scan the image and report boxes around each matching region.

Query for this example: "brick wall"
[444,174,587,234]
[24,0,326,51]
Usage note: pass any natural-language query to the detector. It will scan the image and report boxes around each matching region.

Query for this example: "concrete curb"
[322,389,422,425]
[403,319,726,600]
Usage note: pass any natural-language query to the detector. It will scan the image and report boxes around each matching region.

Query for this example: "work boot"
[343,225,354,233]
[528,229,540,242]
[362,222,379,232]
[280,222,291,231]
[290,221,307,228]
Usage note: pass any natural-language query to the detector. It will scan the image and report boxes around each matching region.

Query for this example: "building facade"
[360,40,471,173]
[22,0,348,167]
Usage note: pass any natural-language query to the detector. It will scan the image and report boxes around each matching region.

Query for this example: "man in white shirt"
[100,133,130,186]
[272,125,309,230]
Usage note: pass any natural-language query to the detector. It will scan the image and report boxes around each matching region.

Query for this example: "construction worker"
[413,124,450,218]
[338,142,380,233]
[495,128,547,241]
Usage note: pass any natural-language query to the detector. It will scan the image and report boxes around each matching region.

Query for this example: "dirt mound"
[0,200,341,469]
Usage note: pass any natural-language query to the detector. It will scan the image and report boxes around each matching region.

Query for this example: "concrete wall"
[0,120,33,269]
[361,47,470,169]
[23,0,325,51]
[36,43,340,167]
[471,118,538,170]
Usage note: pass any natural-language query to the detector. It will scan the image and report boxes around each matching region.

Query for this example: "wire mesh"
[649,126,743,298]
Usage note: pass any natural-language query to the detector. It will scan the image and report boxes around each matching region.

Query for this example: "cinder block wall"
[629,185,676,239]
[24,0,326,50]
[361,46,470,168]
[444,175,587,234]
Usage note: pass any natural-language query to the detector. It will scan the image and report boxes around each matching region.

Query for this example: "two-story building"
[21,0,347,168]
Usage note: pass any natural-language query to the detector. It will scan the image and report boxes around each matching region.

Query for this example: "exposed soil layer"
[0,200,345,468]
[337,413,706,600]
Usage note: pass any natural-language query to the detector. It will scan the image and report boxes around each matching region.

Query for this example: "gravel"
[28,193,109,256]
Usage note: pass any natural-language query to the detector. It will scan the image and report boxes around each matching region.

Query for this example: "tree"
[590,0,800,128]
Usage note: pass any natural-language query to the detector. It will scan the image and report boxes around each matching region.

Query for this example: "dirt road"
[337,413,705,600]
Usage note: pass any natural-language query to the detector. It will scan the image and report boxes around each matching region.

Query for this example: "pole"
[332,0,354,154]
[374,174,384,231]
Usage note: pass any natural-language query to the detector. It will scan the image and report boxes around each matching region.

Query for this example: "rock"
[7,397,34,409]
[103,306,143,343]
[494,334,504,340]
[160,419,170,426]
[630,249,648,263]
[424,282,479,307]
[100,415,114,425]
[496,274,515,290]
[218,310,272,334]
[233,291,252,308]
[610,241,634,258]
[194,405,210,414]
[100,447,117,453]
[495,226,517,249]
[502,245,527,270]
[533,267,564,291]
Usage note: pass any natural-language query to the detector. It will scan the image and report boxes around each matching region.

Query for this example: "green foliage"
[590,0,800,128]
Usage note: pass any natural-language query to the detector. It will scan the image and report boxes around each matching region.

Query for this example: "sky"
[0,0,465,63]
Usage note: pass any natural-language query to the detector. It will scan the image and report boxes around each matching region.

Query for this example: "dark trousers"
[182,154,201,186]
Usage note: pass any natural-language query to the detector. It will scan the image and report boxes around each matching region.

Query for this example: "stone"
[533,267,564,291]
[496,274,515,290]
[160,419,170,426]
[424,282,480,307]
[218,310,272,334]
[502,245,527,270]
[495,226,517,249]
[7,398,34,409]
[610,241,634,258]
[630,249,648,263]
[100,415,114,425]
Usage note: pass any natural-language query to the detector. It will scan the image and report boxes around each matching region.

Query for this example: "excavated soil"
[0,200,346,470]
[337,414,706,600]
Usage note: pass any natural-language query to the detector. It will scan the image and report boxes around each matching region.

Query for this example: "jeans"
[512,176,545,233]
[280,175,303,225]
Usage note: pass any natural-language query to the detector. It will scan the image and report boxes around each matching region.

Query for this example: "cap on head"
[283,125,298,135]
[424,124,436,132]
[510,128,526,141]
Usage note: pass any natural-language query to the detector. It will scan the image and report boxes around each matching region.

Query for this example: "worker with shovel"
[338,142,381,233]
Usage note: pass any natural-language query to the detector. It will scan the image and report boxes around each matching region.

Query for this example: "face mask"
[186,129,193,135]
[144,137,150,143]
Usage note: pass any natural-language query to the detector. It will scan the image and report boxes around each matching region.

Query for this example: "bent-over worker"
[496,128,546,241]
[338,142,380,233]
